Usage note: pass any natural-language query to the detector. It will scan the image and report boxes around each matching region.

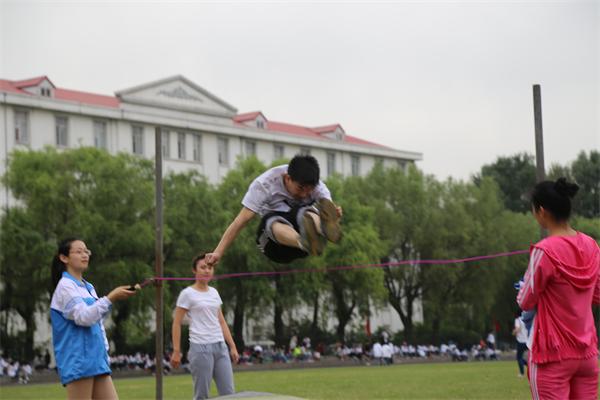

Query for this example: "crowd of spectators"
[0,331,504,385]
[0,356,34,384]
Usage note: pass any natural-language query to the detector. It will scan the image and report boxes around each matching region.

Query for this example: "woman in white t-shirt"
[171,253,239,400]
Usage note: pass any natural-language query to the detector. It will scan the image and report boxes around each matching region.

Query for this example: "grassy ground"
[0,360,535,399]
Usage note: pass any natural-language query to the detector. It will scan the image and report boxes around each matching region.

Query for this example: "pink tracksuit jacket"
[517,232,600,364]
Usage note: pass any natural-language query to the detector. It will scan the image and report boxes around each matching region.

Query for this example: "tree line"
[1,147,598,361]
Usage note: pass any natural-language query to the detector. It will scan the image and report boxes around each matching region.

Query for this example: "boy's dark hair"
[51,238,81,289]
[191,253,208,270]
[288,155,320,186]
[531,177,579,221]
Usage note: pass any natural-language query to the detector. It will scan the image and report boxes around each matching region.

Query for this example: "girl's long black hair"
[51,238,80,289]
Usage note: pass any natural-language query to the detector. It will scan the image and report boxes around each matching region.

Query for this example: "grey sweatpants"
[188,342,235,400]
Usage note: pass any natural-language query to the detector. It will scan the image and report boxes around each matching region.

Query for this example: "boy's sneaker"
[317,198,342,243]
[300,212,326,256]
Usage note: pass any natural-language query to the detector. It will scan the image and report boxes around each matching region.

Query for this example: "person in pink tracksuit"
[517,177,600,400]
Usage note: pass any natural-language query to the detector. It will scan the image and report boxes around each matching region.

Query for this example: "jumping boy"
[205,155,342,265]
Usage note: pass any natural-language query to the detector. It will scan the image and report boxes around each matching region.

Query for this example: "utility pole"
[533,84,546,239]
[154,127,164,399]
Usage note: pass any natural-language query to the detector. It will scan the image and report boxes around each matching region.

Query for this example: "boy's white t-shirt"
[176,286,224,344]
[241,165,331,216]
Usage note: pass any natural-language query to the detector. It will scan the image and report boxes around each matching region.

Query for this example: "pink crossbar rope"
[148,249,529,282]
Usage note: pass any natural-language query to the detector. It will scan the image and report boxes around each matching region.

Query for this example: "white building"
[1,75,421,210]
[0,75,423,351]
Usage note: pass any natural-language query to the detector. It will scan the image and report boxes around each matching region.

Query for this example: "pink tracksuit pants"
[528,356,599,399]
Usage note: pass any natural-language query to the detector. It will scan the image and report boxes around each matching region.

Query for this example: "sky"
[1,0,598,180]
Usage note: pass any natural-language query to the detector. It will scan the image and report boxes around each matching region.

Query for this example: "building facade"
[0,75,423,351]
[1,75,421,210]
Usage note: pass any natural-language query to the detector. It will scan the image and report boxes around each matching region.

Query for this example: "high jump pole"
[154,126,164,399]
[532,84,546,239]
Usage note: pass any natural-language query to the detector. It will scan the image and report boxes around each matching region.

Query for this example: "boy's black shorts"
[256,205,310,264]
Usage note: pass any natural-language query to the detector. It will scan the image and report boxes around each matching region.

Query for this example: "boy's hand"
[336,206,343,218]
[205,252,221,267]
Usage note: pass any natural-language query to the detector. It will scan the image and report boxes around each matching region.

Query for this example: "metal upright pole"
[533,84,546,239]
[154,127,164,399]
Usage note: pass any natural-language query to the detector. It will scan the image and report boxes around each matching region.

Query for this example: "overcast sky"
[1,0,598,180]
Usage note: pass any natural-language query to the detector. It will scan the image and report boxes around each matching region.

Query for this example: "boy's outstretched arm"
[206,207,256,266]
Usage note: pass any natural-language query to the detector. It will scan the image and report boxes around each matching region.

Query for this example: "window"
[41,88,51,97]
[55,116,68,147]
[256,120,265,129]
[161,130,170,158]
[14,110,29,145]
[245,140,256,157]
[177,132,186,160]
[93,120,107,150]
[299,147,311,156]
[327,152,336,176]
[132,125,144,155]
[351,155,360,176]
[192,134,202,163]
[218,137,229,166]
[396,160,407,171]
[273,144,284,160]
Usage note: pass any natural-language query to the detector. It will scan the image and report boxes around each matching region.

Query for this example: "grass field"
[0,361,536,399]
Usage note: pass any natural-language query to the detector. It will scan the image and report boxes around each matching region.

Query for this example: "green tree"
[475,153,536,213]
[357,164,439,342]
[322,175,386,342]
[421,178,518,343]
[2,147,155,355]
[0,209,54,361]
[212,157,273,350]
[571,150,600,218]
[161,171,223,351]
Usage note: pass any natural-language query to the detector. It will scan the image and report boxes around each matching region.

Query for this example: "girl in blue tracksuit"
[50,238,136,400]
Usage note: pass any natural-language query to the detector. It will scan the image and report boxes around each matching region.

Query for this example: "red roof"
[0,79,27,95]
[1,76,389,149]
[0,77,120,108]
[233,112,388,148]
[233,111,265,122]
[13,76,54,88]
[312,124,343,134]
[54,88,120,108]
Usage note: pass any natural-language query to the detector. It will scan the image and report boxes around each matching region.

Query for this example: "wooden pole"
[533,84,546,238]
[154,127,164,400]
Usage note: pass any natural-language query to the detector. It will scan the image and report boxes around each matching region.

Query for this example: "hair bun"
[554,177,579,199]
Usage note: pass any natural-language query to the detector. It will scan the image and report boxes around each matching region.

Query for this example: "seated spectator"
[400,342,409,358]
[7,360,19,380]
[440,343,449,356]
[18,363,32,384]
[292,346,303,361]
[0,355,7,377]
[252,345,264,364]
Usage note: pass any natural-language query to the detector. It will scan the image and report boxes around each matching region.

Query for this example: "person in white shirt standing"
[382,343,393,365]
[372,341,383,366]
[512,313,528,378]
[171,253,239,400]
